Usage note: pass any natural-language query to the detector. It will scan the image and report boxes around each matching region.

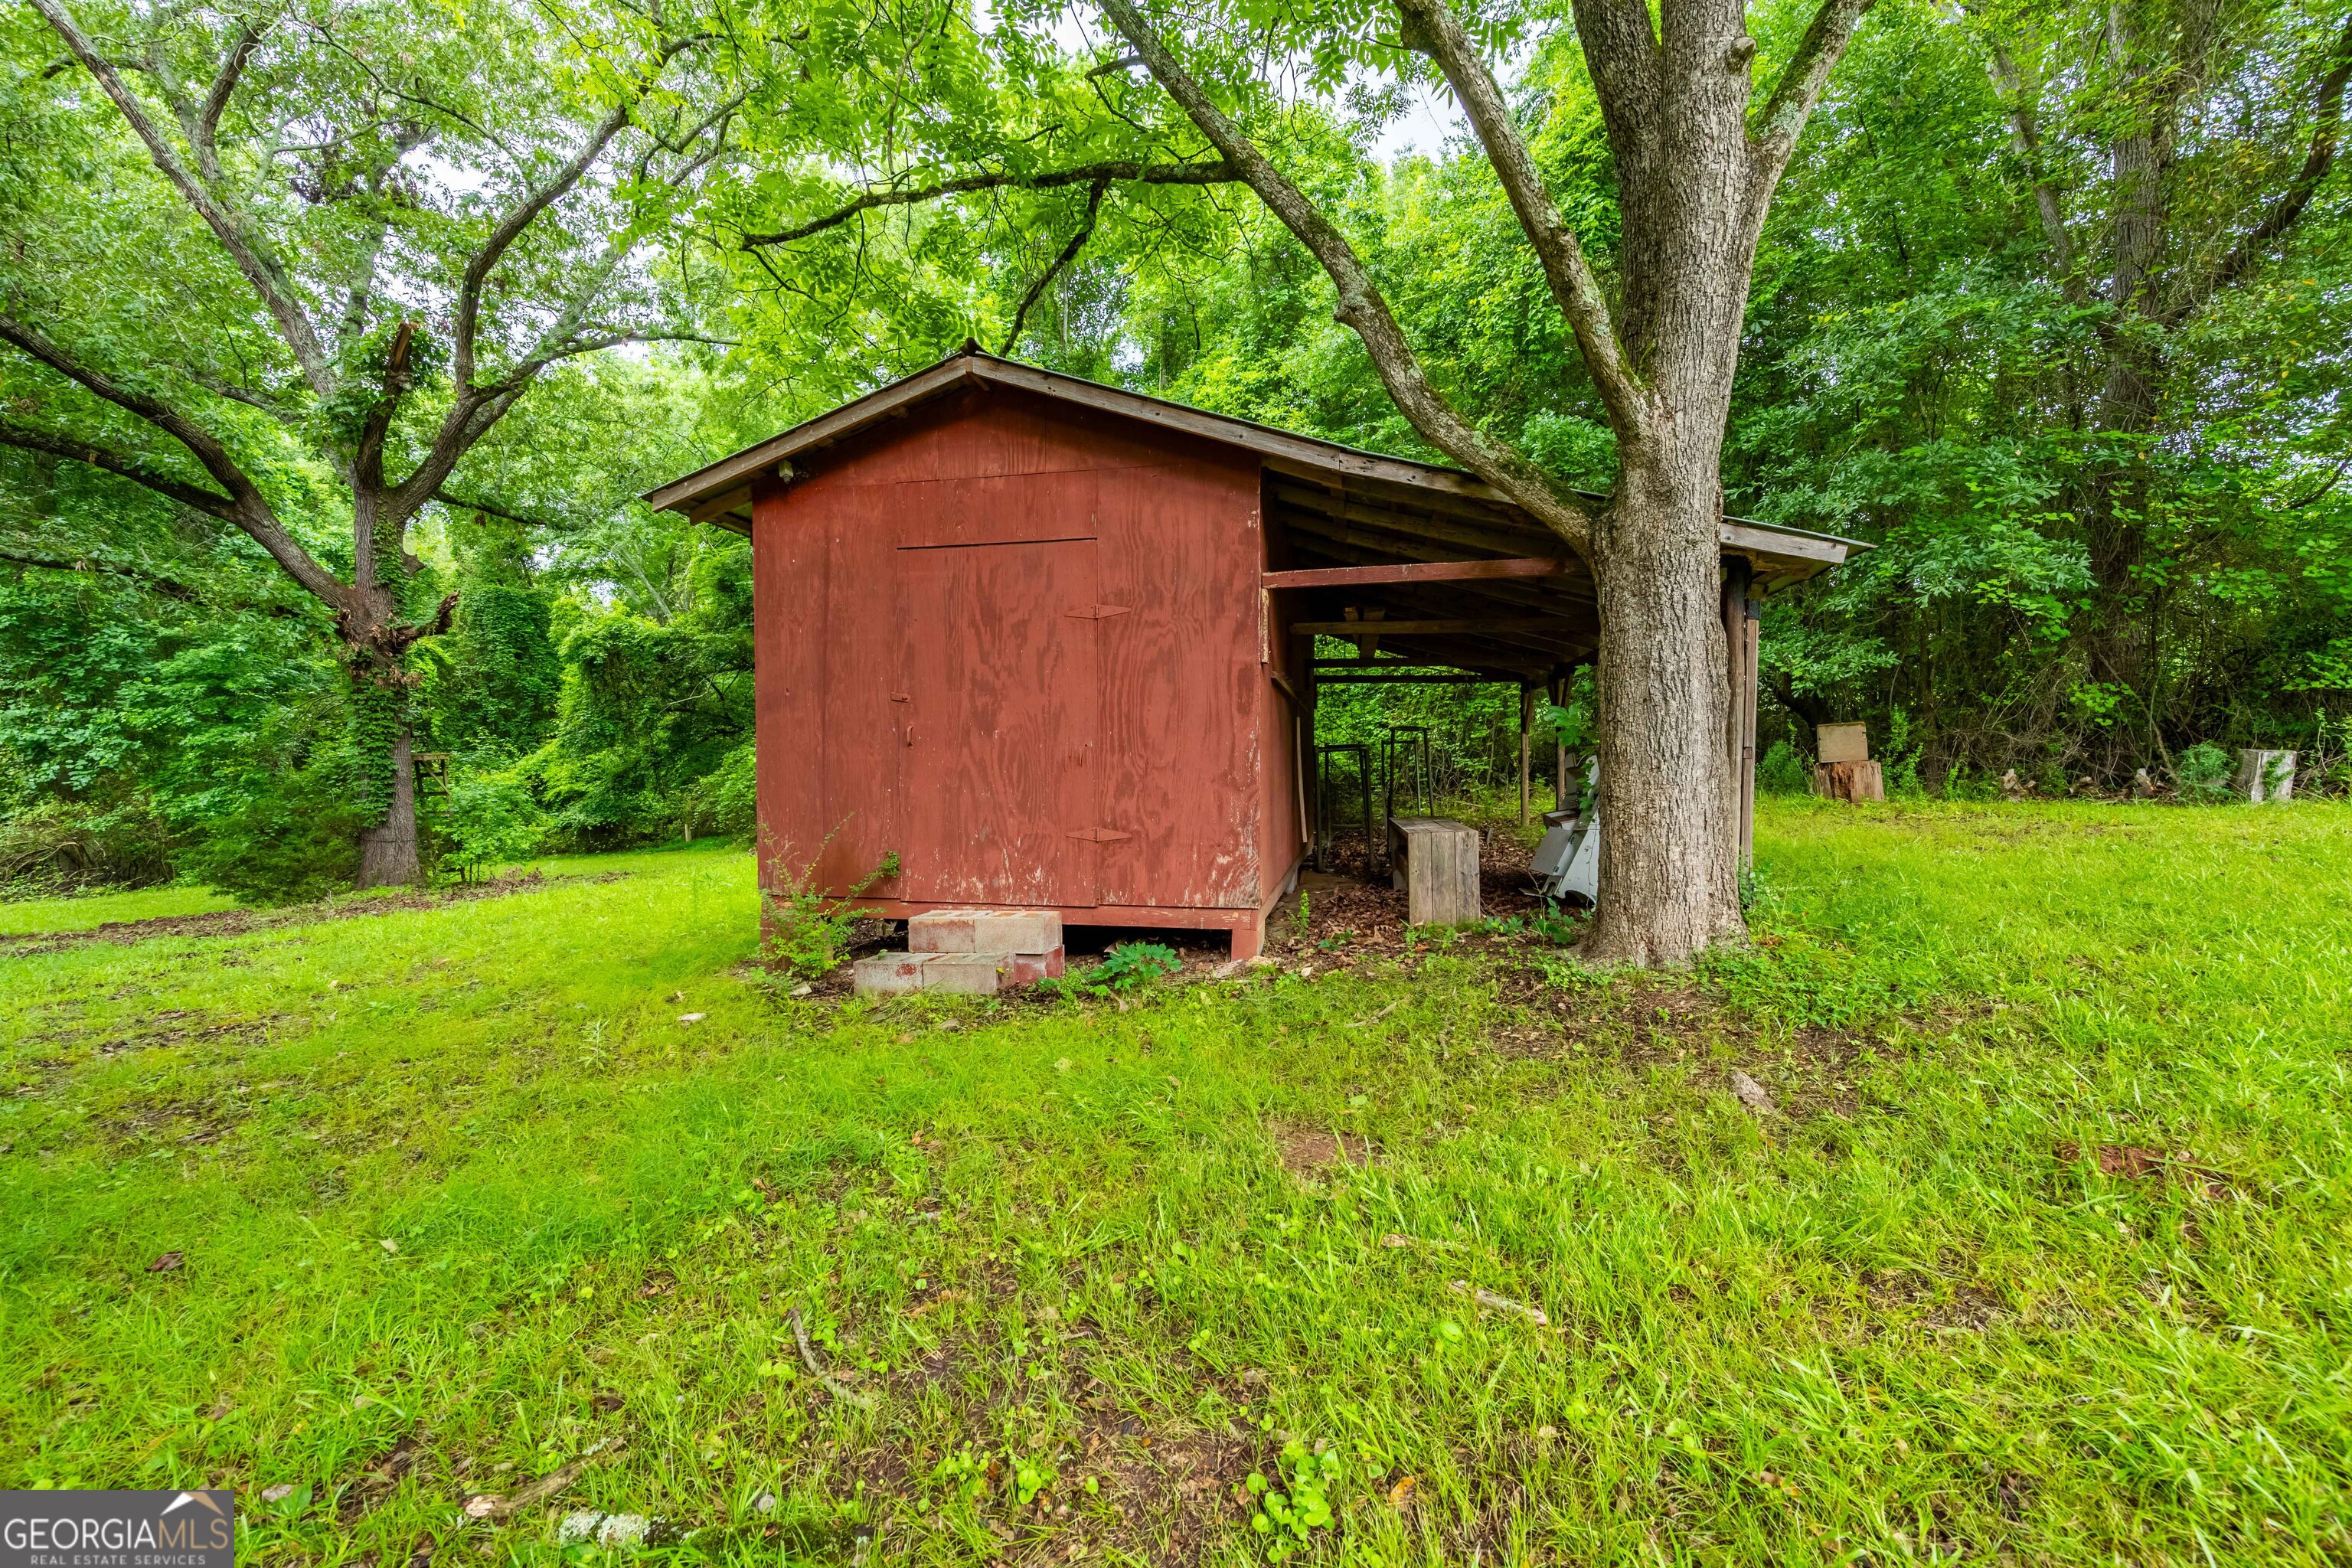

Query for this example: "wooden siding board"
[752,471,828,901]
[813,485,903,897]
[895,534,1101,906]
[1094,448,1264,910]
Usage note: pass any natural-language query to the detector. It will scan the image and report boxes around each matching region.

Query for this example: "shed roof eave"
[642,346,1869,576]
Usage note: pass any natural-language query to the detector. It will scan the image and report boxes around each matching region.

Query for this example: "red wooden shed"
[645,347,1856,959]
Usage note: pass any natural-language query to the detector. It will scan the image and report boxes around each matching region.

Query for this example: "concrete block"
[966,910,1063,953]
[909,909,1064,954]
[923,953,1011,995]
[999,948,1067,985]
[851,954,933,995]
[922,946,1067,994]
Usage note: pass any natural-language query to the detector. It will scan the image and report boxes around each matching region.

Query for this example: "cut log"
[1813,760,1885,803]
[1386,817,1481,926]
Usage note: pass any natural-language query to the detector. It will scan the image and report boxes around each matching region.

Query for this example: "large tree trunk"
[358,720,420,887]
[1584,452,1743,965]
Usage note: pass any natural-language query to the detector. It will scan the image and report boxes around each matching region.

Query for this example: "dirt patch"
[1490,972,1876,1119]
[1278,835,1553,956]
[92,1014,296,1057]
[94,1096,244,1149]
[338,1432,428,1524]
[1072,1424,1256,1564]
[1863,1268,2005,1331]
[2056,1141,2230,1198]
[0,871,624,954]
[1274,1123,1372,1176]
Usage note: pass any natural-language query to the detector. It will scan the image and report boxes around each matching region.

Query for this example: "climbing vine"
[348,669,409,829]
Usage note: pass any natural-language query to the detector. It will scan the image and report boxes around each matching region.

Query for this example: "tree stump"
[1813,760,1885,803]
[1387,817,1481,926]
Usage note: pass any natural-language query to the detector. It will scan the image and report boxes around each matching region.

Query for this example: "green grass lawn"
[3,799,2350,1565]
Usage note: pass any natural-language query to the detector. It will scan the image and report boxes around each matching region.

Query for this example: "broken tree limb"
[460,1437,624,1523]
[791,1307,877,1410]
[1449,1279,1551,1328]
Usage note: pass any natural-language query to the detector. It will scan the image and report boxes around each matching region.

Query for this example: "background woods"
[2,0,2348,903]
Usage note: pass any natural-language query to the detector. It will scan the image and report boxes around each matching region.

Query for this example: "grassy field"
[3,802,2350,1565]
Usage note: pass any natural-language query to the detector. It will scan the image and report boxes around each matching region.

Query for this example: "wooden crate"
[1387,816,1481,926]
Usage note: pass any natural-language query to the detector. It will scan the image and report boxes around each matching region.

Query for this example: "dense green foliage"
[6,804,2351,1560]
[2,0,2347,893]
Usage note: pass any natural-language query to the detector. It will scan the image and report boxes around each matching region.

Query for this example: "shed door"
[893,537,1100,909]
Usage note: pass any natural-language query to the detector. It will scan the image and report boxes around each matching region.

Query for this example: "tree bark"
[358,717,420,887]
[1584,457,1743,964]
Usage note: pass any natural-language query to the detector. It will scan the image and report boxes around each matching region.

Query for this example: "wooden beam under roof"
[688,485,753,524]
[1367,632,1592,667]
[1263,556,1564,590]
[1271,482,1558,557]
[1313,671,1530,684]
[1293,617,1568,636]
[1276,523,1598,616]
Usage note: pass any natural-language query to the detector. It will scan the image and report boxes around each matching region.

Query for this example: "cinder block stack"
[851,910,1066,996]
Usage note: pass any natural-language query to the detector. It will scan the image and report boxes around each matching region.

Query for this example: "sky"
[1375,81,1470,162]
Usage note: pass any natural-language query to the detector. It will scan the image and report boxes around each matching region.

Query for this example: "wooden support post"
[1723,558,1756,870]
[1517,684,1534,824]
[1741,585,1760,866]
[1553,675,1570,812]
[1298,639,1318,864]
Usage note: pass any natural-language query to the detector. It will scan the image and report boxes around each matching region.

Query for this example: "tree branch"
[2191,8,2352,309]
[737,158,1243,249]
[1094,0,1592,554]
[432,487,561,529]
[28,0,335,395]
[1566,0,1665,362]
[1751,0,1878,177]
[0,316,351,608]
[452,97,642,393]
[0,420,238,518]
[0,543,201,602]
[1393,0,1645,430]
[198,22,260,149]
[1979,32,2079,290]
[1000,180,1109,354]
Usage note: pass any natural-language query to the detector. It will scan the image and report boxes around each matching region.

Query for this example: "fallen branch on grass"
[1449,1279,1551,1328]
[460,1437,624,1523]
[791,1307,877,1410]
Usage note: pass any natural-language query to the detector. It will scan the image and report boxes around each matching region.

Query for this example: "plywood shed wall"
[745,383,1306,957]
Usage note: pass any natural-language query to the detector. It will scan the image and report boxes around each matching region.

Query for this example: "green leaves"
[1248,1436,1346,1560]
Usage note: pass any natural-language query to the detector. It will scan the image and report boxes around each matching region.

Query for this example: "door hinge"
[1069,827,1132,843]
[1066,604,1132,619]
